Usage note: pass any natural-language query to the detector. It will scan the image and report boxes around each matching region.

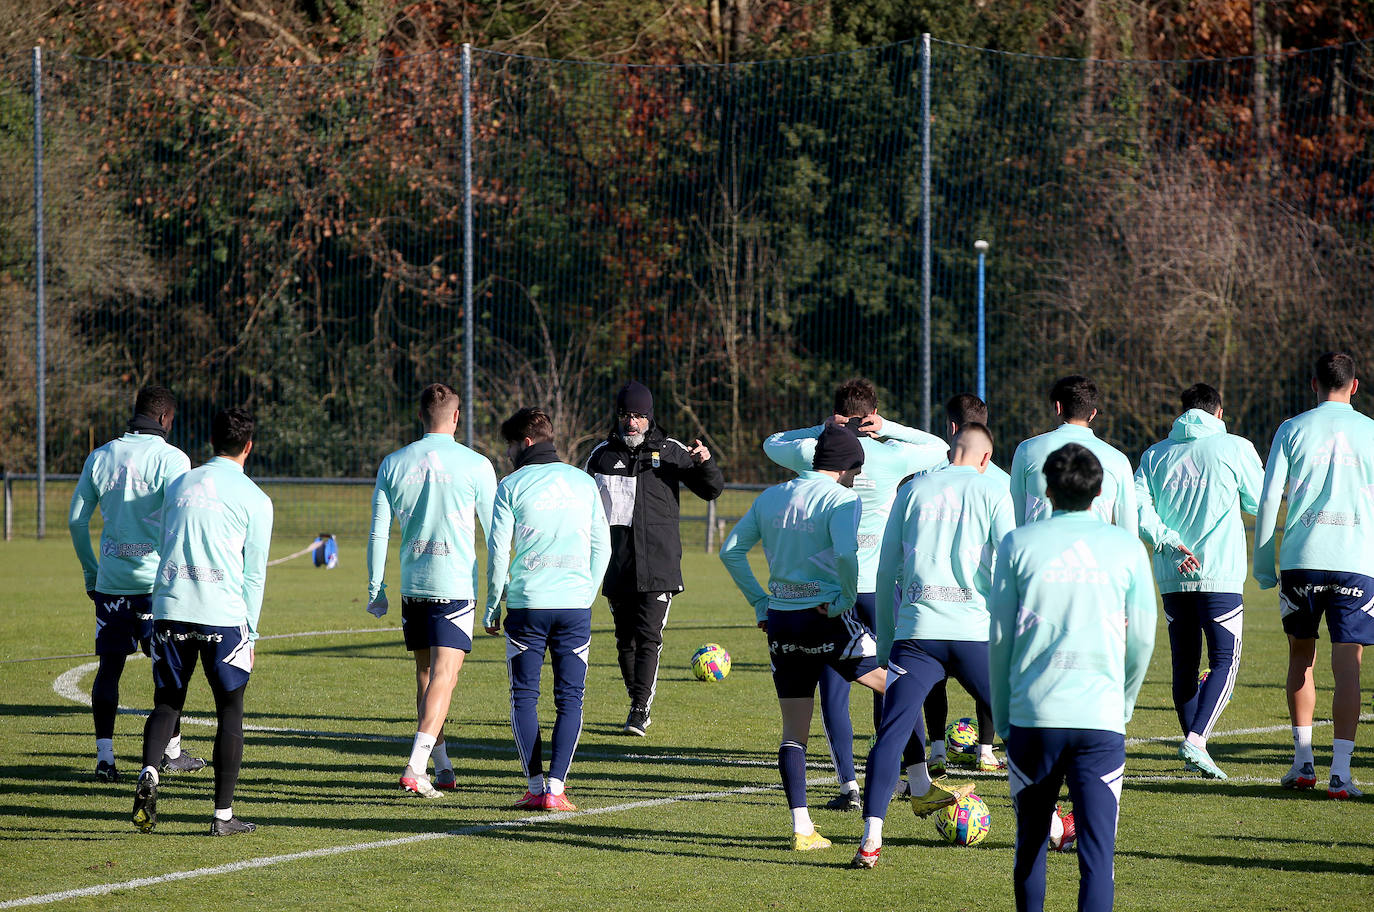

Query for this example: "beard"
[620,424,646,448]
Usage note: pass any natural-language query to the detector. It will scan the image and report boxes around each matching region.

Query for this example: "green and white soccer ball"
[690,643,731,682]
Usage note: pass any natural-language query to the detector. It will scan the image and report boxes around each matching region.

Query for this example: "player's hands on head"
[688,439,711,463]
[366,594,389,618]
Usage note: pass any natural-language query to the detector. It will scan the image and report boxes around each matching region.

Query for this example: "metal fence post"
[33,46,47,539]
[920,34,932,433]
[4,470,12,542]
[462,43,475,448]
[975,239,988,401]
[705,499,716,553]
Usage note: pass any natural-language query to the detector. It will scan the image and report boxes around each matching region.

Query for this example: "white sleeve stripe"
[584,441,608,471]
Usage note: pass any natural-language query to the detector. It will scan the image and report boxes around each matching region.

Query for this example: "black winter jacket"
[583,424,725,596]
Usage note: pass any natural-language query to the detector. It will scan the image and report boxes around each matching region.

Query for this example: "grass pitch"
[2,512,1371,911]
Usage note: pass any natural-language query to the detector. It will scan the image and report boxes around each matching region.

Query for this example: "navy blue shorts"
[93,592,154,657]
[1280,570,1374,644]
[401,598,475,652]
[151,619,253,694]
[766,607,879,699]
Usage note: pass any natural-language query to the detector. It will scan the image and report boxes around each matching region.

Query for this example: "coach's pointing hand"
[688,439,711,464]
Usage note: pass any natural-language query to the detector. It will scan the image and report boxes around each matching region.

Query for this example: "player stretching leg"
[1136,384,1263,780]
[367,384,496,797]
[1255,352,1374,799]
[722,426,887,851]
[989,444,1156,911]
[68,386,203,782]
[851,425,1007,868]
[133,408,274,836]
[763,378,947,808]
[485,409,610,811]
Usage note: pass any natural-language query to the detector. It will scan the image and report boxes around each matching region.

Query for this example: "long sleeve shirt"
[987,509,1156,737]
[367,433,497,602]
[68,433,191,595]
[153,457,274,640]
[1254,401,1374,587]
[1010,423,1138,533]
[719,472,862,623]
[762,419,947,592]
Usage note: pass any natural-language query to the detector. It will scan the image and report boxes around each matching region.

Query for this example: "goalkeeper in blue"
[367,383,497,797]
[762,378,947,809]
[485,408,609,812]
[1254,352,1374,800]
[1134,383,1263,781]
[850,423,1010,870]
[68,386,203,783]
[989,443,1156,912]
[721,425,887,852]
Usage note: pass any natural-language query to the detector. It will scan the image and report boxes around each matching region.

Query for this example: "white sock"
[431,739,452,773]
[790,806,814,835]
[548,777,566,796]
[96,738,115,765]
[1332,738,1355,781]
[1293,725,1314,766]
[214,807,233,821]
[1186,732,1207,749]
[841,778,859,794]
[164,735,182,760]
[929,739,946,759]
[527,775,546,794]
[141,765,159,786]
[907,762,933,795]
[980,743,997,762]
[861,816,884,847]
[407,733,437,775]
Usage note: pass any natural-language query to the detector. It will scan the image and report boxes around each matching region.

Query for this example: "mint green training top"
[762,420,948,592]
[874,466,1016,663]
[153,457,274,640]
[69,432,192,595]
[987,509,1156,737]
[1254,401,1374,588]
[484,462,611,627]
[719,472,862,623]
[368,434,498,602]
[1010,423,1138,533]
[1135,409,1264,594]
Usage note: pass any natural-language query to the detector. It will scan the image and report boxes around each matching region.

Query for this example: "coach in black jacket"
[584,381,724,736]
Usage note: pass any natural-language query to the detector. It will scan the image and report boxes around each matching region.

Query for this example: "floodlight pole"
[975,239,988,402]
[33,46,47,539]
[461,43,475,448]
[920,34,932,432]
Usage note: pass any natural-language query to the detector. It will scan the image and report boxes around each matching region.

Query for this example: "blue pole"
[33,47,47,539]
[461,44,474,448]
[974,239,988,402]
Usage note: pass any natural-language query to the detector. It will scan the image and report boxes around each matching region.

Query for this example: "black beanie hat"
[616,381,654,418]
[813,425,865,472]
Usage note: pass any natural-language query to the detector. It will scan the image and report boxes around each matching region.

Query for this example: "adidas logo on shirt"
[402,451,454,485]
[176,477,225,513]
[918,486,964,522]
[1164,454,1207,492]
[532,476,586,512]
[1041,540,1110,585]
[1313,432,1359,469]
[613,459,627,469]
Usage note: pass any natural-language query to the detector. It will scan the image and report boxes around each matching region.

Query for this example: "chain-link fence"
[3,38,1372,537]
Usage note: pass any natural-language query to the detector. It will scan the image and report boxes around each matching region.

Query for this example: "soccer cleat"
[850,839,881,869]
[132,770,158,833]
[624,707,651,737]
[891,778,911,799]
[976,754,1007,773]
[209,816,257,836]
[1327,774,1363,800]
[927,754,947,778]
[1280,761,1317,790]
[909,778,975,819]
[513,790,546,810]
[161,752,207,774]
[1178,741,1228,780]
[399,771,443,798]
[95,761,120,783]
[543,791,577,812]
[791,829,832,851]
[1049,804,1077,852]
[433,769,457,791]
[824,787,861,811]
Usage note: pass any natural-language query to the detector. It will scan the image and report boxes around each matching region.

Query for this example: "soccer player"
[68,386,204,782]
[762,378,947,808]
[1135,383,1263,780]
[367,383,497,797]
[1254,352,1374,799]
[585,381,724,737]
[485,408,610,811]
[720,425,887,852]
[989,444,1156,912]
[923,393,1008,777]
[132,407,274,836]
[1009,375,1137,531]
[850,424,1008,869]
